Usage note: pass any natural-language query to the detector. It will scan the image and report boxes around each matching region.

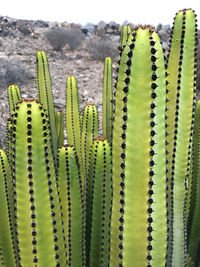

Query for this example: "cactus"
[57,145,85,266]
[86,138,112,267]
[66,76,82,162]
[0,149,17,267]
[55,111,64,147]
[0,8,200,266]
[7,85,21,114]
[6,117,13,164]
[81,104,99,183]
[110,26,167,266]
[80,115,83,133]
[165,9,197,266]
[102,57,113,143]
[36,51,58,161]
[187,101,200,266]
[120,25,131,47]
[10,99,66,266]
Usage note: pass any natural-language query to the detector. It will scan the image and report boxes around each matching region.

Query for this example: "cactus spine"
[166,9,197,266]
[103,57,113,143]
[0,149,16,267]
[66,76,82,162]
[7,85,21,113]
[57,146,85,266]
[110,27,167,266]
[187,101,200,265]
[81,104,98,183]
[10,100,66,266]
[36,51,58,161]
[86,138,112,267]
[55,111,64,147]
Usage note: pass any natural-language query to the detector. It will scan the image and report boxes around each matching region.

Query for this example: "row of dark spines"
[100,141,112,267]
[85,139,112,266]
[68,76,81,149]
[82,105,99,171]
[7,85,21,113]
[0,150,18,265]
[115,31,169,265]
[167,11,198,266]
[57,146,86,266]
[8,101,66,266]
[165,9,198,67]
[36,52,58,163]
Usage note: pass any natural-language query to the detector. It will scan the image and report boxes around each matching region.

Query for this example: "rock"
[158,29,169,42]
[35,20,49,28]
[18,25,32,35]
[163,24,171,33]
[96,21,107,35]
[105,21,120,35]
[81,23,96,35]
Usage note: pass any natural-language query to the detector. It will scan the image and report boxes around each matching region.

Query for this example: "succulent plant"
[9,100,66,266]
[66,76,82,162]
[0,149,17,266]
[86,138,112,267]
[110,26,167,267]
[7,84,22,113]
[120,25,131,47]
[81,104,99,185]
[102,57,113,144]
[165,9,197,266]
[55,111,64,147]
[0,8,199,267]
[187,101,200,266]
[36,51,58,162]
[57,145,85,266]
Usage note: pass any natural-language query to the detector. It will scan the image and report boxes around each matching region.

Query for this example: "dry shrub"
[44,27,84,51]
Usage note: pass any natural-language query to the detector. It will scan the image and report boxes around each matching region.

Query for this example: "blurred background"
[0,0,200,145]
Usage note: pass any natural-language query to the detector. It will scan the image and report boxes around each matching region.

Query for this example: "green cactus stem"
[55,111,64,147]
[102,57,113,143]
[57,145,85,267]
[10,99,66,266]
[120,25,131,47]
[6,117,13,164]
[165,9,197,266]
[0,149,17,267]
[66,76,82,162]
[110,26,167,267]
[81,104,99,184]
[80,115,83,133]
[36,51,58,161]
[7,84,21,114]
[86,137,112,267]
[187,100,200,266]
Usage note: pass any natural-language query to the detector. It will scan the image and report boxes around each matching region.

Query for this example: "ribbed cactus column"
[66,76,82,162]
[0,149,16,267]
[103,57,113,143]
[57,145,85,267]
[55,111,64,147]
[81,104,98,183]
[36,51,58,161]
[166,9,197,266]
[6,117,13,164]
[187,101,200,266]
[10,100,66,266]
[110,27,167,267]
[86,138,112,267]
[7,84,21,113]
[120,25,131,47]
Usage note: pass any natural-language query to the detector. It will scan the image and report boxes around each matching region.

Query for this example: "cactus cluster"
[0,7,200,267]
